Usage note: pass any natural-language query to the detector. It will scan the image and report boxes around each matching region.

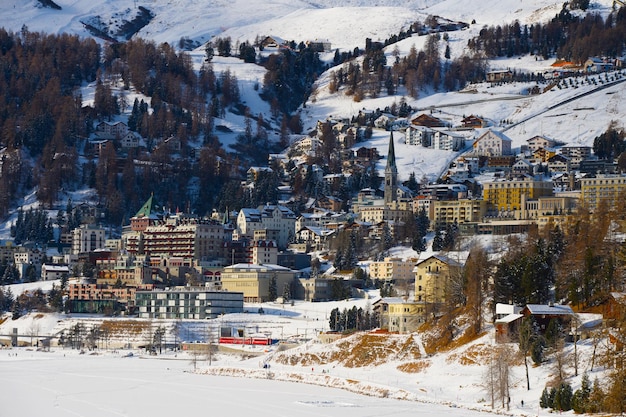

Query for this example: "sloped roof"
[610,292,626,305]
[298,226,334,237]
[374,297,419,306]
[240,208,262,222]
[386,131,396,171]
[524,304,573,316]
[134,194,159,219]
[495,303,522,316]
[225,263,293,272]
[415,251,470,268]
[495,313,523,324]
[475,129,512,144]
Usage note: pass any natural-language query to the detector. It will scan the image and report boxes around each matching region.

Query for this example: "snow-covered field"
[0,282,606,417]
[2,347,497,417]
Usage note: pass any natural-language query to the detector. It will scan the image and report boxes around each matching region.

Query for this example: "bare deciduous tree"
[484,346,513,410]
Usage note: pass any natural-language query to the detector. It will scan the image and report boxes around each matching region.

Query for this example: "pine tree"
[268,276,277,301]
[553,382,573,411]
[282,283,290,304]
[329,307,339,331]
[432,228,444,251]
[539,387,552,409]
[572,372,591,413]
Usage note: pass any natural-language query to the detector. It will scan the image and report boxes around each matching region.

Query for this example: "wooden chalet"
[486,69,513,83]
[260,36,287,49]
[461,115,486,129]
[604,292,626,325]
[410,113,447,128]
[521,303,573,333]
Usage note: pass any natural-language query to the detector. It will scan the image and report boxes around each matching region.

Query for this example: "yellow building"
[482,177,553,212]
[430,199,488,229]
[518,194,578,229]
[414,252,469,321]
[220,263,297,303]
[369,257,417,282]
[374,298,423,333]
[355,200,414,223]
[580,174,626,213]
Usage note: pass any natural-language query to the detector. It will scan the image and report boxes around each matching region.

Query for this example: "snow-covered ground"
[0,287,607,417]
[2,347,498,417]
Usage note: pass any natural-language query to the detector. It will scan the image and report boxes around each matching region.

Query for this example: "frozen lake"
[1,348,490,417]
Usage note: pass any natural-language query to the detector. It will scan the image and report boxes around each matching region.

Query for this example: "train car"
[218,336,276,345]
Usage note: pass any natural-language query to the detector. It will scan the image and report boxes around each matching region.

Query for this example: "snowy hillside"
[2,0,623,186]
[5,0,612,48]
[0,299,609,417]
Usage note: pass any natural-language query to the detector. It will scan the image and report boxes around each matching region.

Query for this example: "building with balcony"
[66,283,154,313]
[414,251,469,322]
[41,264,70,281]
[482,176,553,212]
[125,213,225,262]
[374,298,423,333]
[72,224,106,255]
[430,199,488,230]
[96,254,151,287]
[368,257,417,283]
[580,174,626,213]
[559,146,592,169]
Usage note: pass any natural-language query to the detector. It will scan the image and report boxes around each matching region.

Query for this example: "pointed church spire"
[384,131,398,205]
[386,130,397,172]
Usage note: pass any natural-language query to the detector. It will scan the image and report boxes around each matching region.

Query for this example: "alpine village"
[3,0,626,414]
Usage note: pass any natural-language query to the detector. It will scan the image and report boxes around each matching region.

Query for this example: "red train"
[218,336,276,346]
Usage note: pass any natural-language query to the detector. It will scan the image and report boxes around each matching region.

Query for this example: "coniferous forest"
[2,6,626,224]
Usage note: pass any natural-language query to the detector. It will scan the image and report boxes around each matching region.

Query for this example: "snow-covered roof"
[42,264,70,272]
[375,297,418,305]
[298,226,334,237]
[610,292,626,305]
[495,313,523,324]
[495,303,522,316]
[416,251,470,267]
[523,304,573,316]
[225,263,293,272]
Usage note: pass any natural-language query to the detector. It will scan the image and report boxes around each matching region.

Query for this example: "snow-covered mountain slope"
[2,0,624,185]
[3,0,614,49]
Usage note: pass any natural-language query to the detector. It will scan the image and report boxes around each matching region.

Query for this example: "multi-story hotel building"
[580,174,626,212]
[482,176,553,212]
[125,214,225,262]
[236,205,296,250]
[96,254,151,287]
[72,224,106,255]
[68,283,152,303]
[369,257,417,283]
[430,199,489,229]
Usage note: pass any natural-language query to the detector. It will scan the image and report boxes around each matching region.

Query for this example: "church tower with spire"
[384,131,398,205]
